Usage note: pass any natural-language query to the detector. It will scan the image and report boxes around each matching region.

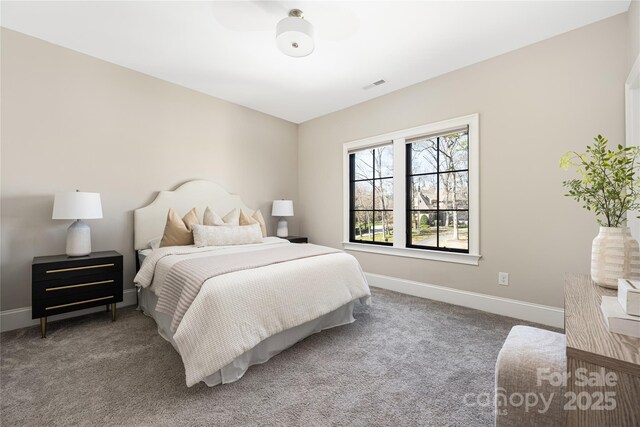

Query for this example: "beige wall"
[1,11,633,313]
[1,29,299,311]
[629,0,639,71]
[298,14,629,308]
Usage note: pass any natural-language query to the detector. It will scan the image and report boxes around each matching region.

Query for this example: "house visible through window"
[407,129,469,252]
[343,114,479,264]
[350,144,394,245]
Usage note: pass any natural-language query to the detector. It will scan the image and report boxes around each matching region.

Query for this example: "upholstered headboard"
[133,180,254,250]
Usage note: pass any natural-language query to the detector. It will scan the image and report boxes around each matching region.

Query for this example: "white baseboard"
[365,273,564,329]
[0,288,138,333]
[2,277,563,332]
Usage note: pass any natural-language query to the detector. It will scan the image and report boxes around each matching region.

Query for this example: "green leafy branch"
[560,135,640,227]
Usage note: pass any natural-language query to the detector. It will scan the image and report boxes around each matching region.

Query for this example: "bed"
[133,180,371,387]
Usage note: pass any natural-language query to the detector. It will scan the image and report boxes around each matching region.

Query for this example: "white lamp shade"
[272,200,294,217]
[276,16,314,57]
[52,192,103,220]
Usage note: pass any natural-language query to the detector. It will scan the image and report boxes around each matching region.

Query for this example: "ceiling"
[0,1,631,123]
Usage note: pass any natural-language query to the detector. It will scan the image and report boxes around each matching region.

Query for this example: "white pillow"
[147,236,162,250]
[204,207,240,226]
[192,224,263,247]
[222,208,240,225]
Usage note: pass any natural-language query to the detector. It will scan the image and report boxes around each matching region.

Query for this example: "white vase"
[591,227,640,289]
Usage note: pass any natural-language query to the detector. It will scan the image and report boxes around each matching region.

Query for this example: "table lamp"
[52,191,103,256]
[272,200,294,237]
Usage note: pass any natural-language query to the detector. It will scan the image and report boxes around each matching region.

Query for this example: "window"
[350,144,394,245]
[343,114,480,265]
[407,129,469,252]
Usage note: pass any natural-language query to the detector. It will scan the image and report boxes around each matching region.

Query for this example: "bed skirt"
[138,287,365,386]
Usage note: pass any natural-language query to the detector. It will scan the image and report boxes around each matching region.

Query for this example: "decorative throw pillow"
[239,210,258,226]
[203,207,225,226]
[192,224,263,247]
[159,208,199,247]
[222,208,240,225]
[252,210,267,237]
[203,207,240,226]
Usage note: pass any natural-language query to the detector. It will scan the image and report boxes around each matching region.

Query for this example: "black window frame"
[405,128,470,254]
[349,145,394,246]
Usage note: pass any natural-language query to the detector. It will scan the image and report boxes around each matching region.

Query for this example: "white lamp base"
[66,220,92,257]
[276,218,289,238]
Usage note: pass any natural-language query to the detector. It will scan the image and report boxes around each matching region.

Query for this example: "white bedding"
[134,239,371,386]
[138,287,361,386]
[139,237,289,295]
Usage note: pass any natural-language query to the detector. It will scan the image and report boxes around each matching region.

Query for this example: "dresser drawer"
[32,256,122,283]
[32,289,119,318]
[32,273,121,300]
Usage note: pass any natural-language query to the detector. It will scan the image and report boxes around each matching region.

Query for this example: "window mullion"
[393,138,406,248]
[436,136,440,248]
[372,150,376,243]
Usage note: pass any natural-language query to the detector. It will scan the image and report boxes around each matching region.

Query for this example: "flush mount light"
[276,9,314,57]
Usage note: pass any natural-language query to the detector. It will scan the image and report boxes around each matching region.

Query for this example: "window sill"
[342,242,481,266]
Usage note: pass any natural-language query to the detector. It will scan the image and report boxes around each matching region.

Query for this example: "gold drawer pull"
[46,280,114,292]
[46,296,113,311]
[46,263,114,274]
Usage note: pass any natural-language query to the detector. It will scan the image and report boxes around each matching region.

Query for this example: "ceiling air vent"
[363,79,387,90]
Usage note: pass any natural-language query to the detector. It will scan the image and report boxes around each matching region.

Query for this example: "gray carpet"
[1,288,555,426]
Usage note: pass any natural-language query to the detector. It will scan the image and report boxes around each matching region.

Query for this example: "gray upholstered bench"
[495,325,566,426]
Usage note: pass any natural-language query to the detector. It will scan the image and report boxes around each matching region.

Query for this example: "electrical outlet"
[498,272,509,286]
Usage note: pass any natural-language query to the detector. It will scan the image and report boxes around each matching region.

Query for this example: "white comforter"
[135,239,371,386]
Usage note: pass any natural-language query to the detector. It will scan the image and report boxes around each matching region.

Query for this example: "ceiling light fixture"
[276,9,314,58]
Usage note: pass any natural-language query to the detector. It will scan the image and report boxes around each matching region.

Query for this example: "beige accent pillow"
[159,208,199,247]
[203,207,240,226]
[192,224,263,247]
[252,210,267,237]
[239,210,258,226]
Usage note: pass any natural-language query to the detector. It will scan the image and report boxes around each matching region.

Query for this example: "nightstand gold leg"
[106,304,110,312]
[111,303,116,322]
[40,317,47,339]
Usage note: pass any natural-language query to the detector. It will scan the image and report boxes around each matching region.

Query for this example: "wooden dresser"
[32,251,123,338]
[565,274,640,426]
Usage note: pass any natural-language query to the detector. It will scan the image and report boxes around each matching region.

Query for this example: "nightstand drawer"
[32,256,121,282]
[32,273,121,300]
[33,291,119,318]
[284,236,308,244]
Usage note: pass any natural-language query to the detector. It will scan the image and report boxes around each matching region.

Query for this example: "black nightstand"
[282,236,308,244]
[32,251,123,338]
